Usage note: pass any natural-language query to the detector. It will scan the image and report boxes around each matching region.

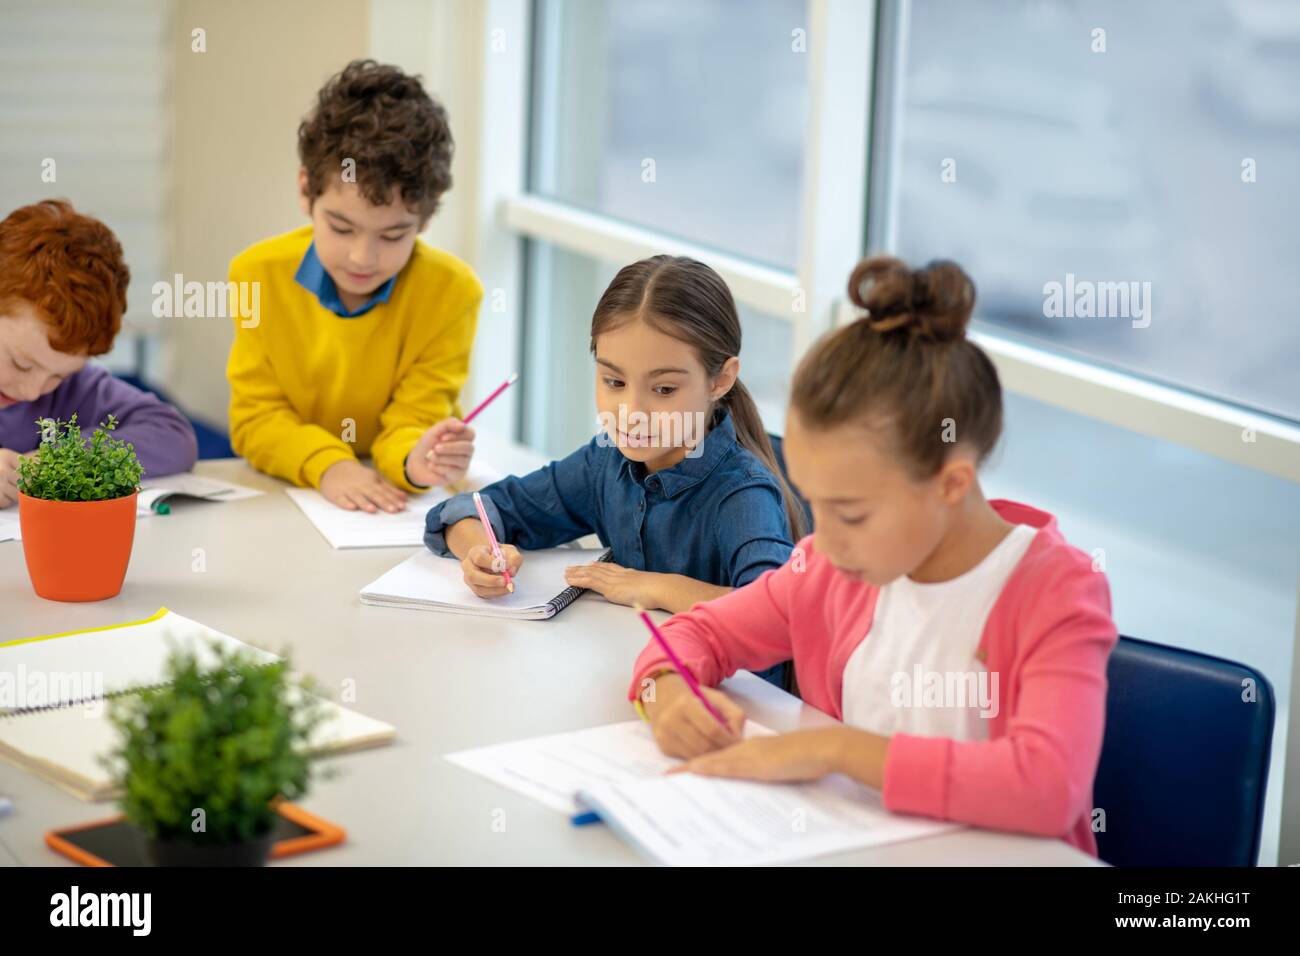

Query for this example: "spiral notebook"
[359,546,612,620]
[0,608,396,800]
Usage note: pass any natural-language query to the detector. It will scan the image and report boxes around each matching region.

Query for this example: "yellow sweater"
[226,226,482,492]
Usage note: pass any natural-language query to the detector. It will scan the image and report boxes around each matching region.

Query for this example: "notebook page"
[445,719,775,816]
[0,609,278,711]
[286,460,503,549]
[137,473,263,514]
[287,486,451,549]
[577,772,958,866]
[360,546,608,616]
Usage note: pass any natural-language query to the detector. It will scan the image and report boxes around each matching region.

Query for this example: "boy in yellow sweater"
[227,60,482,512]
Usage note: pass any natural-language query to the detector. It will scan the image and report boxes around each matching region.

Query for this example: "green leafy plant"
[103,641,332,845]
[16,413,144,501]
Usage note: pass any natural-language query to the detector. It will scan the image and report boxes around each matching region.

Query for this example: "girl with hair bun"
[629,255,1118,855]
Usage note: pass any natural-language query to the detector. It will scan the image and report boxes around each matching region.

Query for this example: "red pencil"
[636,608,734,734]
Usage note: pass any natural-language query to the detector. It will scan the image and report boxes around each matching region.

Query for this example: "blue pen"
[570,810,601,827]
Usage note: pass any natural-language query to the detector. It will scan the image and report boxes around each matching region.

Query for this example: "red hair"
[0,199,130,356]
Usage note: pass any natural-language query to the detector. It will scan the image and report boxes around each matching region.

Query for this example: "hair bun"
[847,255,975,343]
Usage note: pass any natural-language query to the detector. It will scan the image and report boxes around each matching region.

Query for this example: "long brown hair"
[791,255,1002,477]
[590,255,807,540]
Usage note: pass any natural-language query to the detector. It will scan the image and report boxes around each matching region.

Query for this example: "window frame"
[472,0,1300,482]
[446,0,1300,869]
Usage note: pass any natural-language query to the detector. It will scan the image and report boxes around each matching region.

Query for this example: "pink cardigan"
[629,500,1118,855]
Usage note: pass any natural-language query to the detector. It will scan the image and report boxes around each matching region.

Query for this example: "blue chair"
[767,432,813,534]
[115,373,234,460]
[1093,636,1275,866]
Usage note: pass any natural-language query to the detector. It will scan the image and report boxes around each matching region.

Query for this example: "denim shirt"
[423,410,794,589]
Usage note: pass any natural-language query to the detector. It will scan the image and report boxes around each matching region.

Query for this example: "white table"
[0,433,1097,866]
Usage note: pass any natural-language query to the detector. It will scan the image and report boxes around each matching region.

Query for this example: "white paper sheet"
[446,717,958,865]
[445,720,774,816]
[577,769,958,866]
[287,461,503,549]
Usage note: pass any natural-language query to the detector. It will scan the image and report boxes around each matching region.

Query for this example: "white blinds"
[0,0,172,374]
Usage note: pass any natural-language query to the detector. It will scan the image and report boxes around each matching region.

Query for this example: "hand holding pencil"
[404,374,517,489]
[634,607,746,759]
[453,492,524,599]
[406,418,476,488]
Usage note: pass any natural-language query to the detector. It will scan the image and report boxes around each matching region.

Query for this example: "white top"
[841,523,1037,741]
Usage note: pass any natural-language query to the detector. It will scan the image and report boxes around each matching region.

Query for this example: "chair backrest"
[766,432,813,533]
[115,372,233,460]
[1094,636,1275,866]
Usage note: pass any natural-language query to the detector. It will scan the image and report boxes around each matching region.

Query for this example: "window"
[520,0,813,454]
[528,0,809,269]
[0,0,172,378]
[890,0,1300,422]
[415,0,1300,866]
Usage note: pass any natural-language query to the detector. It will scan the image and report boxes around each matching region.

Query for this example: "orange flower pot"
[18,491,138,602]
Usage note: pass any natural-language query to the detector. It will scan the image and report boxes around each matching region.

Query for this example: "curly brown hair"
[298,59,454,220]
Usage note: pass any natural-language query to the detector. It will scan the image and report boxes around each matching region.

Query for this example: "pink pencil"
[473,491,513,593]
[636,608,733,734]
[462,372,519,425]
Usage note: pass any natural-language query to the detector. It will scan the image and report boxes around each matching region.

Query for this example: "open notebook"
[447,719,957,866]
[360,545,611,620]
[0,474,262,542]
[0,608,396,801]
[136,473,263,515]
[287,460,503,549]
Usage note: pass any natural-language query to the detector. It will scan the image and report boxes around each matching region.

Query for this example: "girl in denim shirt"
[424,255,806,619]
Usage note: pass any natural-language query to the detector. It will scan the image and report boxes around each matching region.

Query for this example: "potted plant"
[16,414,143,601]
[103,641,330,867]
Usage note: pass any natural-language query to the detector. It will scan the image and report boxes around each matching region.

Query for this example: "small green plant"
[103,641,331,845]
[16,413,144,501]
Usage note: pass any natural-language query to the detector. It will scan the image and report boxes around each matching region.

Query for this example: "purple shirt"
[0,364,198,479]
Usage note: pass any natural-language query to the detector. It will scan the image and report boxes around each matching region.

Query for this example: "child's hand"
[461,543,523,598]
[319,459,408,513]
[0,448,23,507]
[406,418,476,488]
[668,729,842,782]
[643,671,745,759]
[564,562,663,608]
